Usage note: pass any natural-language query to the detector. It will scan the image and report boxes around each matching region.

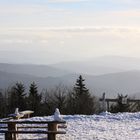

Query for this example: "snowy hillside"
[1,112,140,140]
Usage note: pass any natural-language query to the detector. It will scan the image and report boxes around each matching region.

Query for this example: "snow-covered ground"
[1,112,140,140]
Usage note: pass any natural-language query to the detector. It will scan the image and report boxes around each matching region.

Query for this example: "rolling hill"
[0,65,140,98]
[1,55,140,98]
[51,56,140,75]
[0,63,71,78]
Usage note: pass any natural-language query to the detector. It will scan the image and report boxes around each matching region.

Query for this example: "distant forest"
[0,75,140,118]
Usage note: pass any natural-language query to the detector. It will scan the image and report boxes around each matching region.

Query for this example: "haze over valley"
[0,56,140,98]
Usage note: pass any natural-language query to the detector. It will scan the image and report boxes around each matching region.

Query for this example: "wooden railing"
[0,120,66,140]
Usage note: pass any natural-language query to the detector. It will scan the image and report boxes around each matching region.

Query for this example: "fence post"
[5,122,17,140]
[48,122,57,140]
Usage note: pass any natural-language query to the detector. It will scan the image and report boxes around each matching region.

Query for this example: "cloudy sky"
[0,0,140,64]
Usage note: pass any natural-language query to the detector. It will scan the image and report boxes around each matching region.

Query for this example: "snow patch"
[0,112,140,140]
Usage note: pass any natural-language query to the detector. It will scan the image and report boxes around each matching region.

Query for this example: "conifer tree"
[8,82,26,112]
[0,91,6,117]
[67,75,96,114]
[28,82,42,115]
[75,75,88,95]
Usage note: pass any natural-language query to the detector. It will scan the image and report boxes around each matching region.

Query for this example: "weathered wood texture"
[0,121,66,140]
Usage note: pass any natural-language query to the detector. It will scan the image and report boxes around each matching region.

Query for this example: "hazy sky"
[0,0,140,64]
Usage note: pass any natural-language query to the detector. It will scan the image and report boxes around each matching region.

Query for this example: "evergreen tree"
[8,82,26,113]
[0,91,7,117]
[67,75,96,115]
[75,75,88,95]
[28,82,42,115]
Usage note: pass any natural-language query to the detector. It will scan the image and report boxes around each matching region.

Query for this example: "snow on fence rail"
[0,120,67,140]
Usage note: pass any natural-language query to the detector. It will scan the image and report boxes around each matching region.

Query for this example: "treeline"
[0,75,99,118]
[0,75,140,118]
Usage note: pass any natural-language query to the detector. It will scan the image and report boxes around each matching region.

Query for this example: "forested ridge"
[0,75,140,118]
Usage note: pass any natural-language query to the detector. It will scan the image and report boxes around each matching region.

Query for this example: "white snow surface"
[1,112,140,140]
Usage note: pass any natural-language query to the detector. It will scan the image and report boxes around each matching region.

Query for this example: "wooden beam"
[0,121,66,124]
[100,98,140,102]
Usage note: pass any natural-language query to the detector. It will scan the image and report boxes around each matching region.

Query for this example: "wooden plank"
[128,99,140,102]
[0,130,8,133]
[48,123,57,140]
[18,125,67,129]
[1,130,66,134]
[100,98,140,102]
[7,122,17,140]
[100,98,118,102]
[18,126,48,129]
[107,101,110,112]
[0,121,66,124]
[0,126,7,129]
[0,125,67,129]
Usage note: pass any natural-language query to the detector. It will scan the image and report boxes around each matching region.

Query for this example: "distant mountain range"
[51,56,140,75]
[0,56,140,98]
[0,63,70,77]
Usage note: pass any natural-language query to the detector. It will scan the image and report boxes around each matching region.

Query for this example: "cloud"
[1,26,140,33]
[111,10,140,17]
[1,26,140,63]
[0,4,68,16]
[1,26,140,40]
[48,0,90,3]
[48,0,140,5]
[117,0,140,3]
[0,0,140,29]
[0,5,47,15]
[26,26,140,34]
[99,0,140,4]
